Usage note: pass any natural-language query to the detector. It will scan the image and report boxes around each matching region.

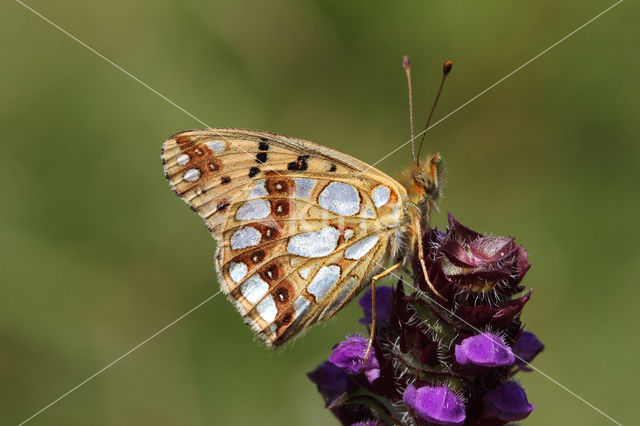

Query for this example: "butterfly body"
[162,128,442,345]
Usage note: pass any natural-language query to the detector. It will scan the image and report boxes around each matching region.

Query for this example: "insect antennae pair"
[404,57,453,167]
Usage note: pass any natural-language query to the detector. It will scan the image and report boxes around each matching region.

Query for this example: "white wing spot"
[235,199,271,220]
[344,229,354,240]
[295,178,317,199]
[363,207,375,218]
[205,140,226,152]
[308,265,341,301]
[229,262,248,283]
[287,227,340,258]
[345,235,380,260]
[257,295,277,323]
[241,274,269,304]
[177,154,190,166]
[249,180,268,198]
[318,182,360,216]
[183,168,201,182]
[299,267,311,279]
[231,227,262,250]
[372,185,390,208]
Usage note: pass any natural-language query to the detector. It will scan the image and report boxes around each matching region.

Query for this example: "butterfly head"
[400,152,445,208]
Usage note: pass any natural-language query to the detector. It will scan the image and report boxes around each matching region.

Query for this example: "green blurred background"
[2,0,638,424]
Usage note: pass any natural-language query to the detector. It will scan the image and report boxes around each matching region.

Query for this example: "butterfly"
[161,58,451,348]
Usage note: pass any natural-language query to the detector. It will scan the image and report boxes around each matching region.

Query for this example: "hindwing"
[162,128,408,345]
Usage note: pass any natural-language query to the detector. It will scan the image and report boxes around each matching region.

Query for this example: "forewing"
[162,128,407,345]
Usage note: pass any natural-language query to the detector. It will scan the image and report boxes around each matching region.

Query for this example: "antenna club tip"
[403,55,411,70]
[443,60,453,75]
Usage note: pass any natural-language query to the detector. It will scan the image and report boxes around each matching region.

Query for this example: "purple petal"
[513,331,544,371]
[330,335,380,375]
[483,381,534,421]
[404,384,466,425]
[364,368,381,383]
[358,286,393,326]
[307,361,350,406]
[455,332,515,367]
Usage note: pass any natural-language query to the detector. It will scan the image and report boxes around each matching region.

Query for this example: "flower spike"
[308,213,542,425]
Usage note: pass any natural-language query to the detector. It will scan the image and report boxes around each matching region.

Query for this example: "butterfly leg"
[364,262,402,363]
[415,217,446,300]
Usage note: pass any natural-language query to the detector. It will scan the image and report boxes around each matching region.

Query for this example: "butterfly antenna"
[416,60,453,166]
[403,56,416,162]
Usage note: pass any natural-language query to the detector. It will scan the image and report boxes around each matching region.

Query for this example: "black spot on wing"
[249,167,260,177]
[287,155,309,171]
[256,152,268,164]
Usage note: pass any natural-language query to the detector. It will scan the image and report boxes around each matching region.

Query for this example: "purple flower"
[413,213,531,307]
[358,286,393,326]
[513,331,544,371]
[403,384,466,425]
[307,361,350,407]
[483,381,534,421]
[329,335,381,383]
[309,212,540,425]
[455,332,515,368]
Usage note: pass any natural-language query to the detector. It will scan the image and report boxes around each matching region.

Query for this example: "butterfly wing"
[162,128,407,345]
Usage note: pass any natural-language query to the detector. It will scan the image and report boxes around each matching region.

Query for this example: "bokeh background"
[2,0,638,424]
